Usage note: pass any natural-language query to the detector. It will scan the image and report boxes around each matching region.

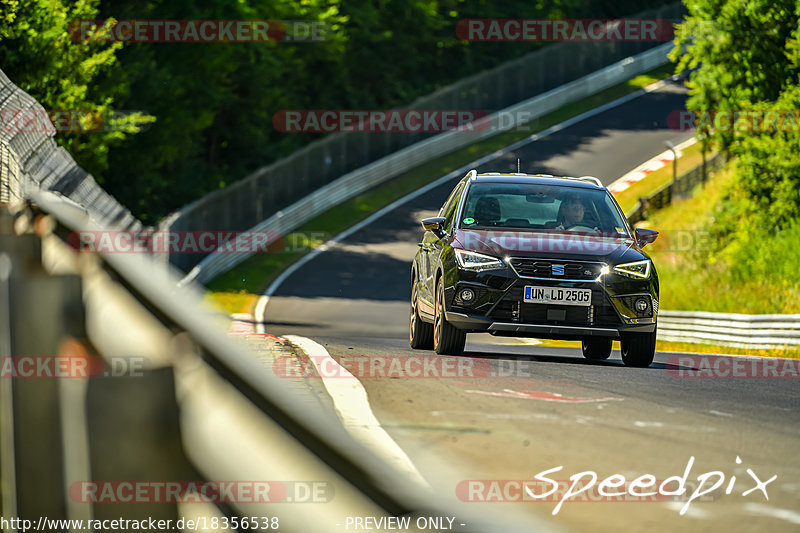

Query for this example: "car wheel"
[433,277,466,355]
[620,329,656,367]
[581,337,612,360]
[409,275,434,349]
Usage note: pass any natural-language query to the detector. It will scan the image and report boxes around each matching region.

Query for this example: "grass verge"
[614,140,706,214]
[640,164,800,315]
[205,64,677,314]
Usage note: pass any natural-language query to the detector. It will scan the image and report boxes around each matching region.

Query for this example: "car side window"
[438,182,463,216]
[441,182,465,233]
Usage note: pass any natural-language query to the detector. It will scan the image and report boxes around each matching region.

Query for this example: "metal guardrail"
[0,66,551,531]
[182,42,676,285]
[0,195,549,533]
[658,310,800,349]
[0,69,143,231]
[0,141,23,204]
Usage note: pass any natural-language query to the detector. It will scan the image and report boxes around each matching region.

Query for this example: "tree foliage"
[672,0,800,275]
[0,0,153,176]
[2,0,671,222]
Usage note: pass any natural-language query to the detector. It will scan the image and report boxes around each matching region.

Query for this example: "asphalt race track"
[259,79,800,532]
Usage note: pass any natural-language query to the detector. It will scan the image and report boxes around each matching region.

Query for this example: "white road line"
[744,503,800,525]
[708,410,733,417]
[284,335,430,491]
[255,77,677,329]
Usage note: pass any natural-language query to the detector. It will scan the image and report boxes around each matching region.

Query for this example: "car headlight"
[454,249,505,270]
[613,260,651,279]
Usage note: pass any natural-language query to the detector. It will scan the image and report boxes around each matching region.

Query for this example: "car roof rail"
[573,176,603,187]
[470,171,603,187]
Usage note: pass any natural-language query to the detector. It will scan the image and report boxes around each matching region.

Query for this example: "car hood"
[452,229,648,264]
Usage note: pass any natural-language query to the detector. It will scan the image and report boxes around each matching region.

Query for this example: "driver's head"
[474,196,501,225]
[561,194,585,226]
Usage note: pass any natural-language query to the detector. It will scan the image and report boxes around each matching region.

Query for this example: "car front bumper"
[443,262,658,340]
[444,310,656,340]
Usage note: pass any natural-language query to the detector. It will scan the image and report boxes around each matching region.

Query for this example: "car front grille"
[509,258,605,280]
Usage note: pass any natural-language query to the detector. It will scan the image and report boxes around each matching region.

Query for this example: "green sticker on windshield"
[463,217,475,225]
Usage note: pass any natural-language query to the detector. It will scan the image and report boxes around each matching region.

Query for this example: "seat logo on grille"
[552,264,565,275]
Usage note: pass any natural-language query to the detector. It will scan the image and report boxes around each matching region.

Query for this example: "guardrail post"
[701,143,707,187]
[1,209,194,524]
[85,365,193,523]
[0,221,83,525]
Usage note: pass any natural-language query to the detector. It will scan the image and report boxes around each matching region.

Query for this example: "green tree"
[671,0,799,149]
[0,0,152,179]
[672,0,800,274]
[4,0,674,222]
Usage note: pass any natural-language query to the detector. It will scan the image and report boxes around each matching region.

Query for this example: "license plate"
[524,286,591,306]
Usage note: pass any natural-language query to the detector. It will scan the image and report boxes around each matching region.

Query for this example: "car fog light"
[635,298,649,312]
[460,288,475,302]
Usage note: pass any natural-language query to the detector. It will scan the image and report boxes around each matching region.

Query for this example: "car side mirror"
[634,228,658,247]
[421,216,447,232]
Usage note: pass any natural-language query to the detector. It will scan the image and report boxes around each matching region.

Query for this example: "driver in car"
[556,194,598,231]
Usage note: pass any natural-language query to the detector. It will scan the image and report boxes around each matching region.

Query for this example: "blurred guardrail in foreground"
[0,196,546,532]
[626,150,728,225]
[0,70,546,532]
[658,311,800,349]
[181,41,677,285]
[169,2,685,276]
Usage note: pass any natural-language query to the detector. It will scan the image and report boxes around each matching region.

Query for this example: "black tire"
[433,277,466,355]
[620,328,657,367]
[409,275,434,349]
[581,337,612,360]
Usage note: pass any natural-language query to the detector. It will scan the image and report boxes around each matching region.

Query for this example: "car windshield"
[459,182,631,237]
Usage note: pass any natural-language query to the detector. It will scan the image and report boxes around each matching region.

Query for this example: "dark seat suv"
[409,170,660,367]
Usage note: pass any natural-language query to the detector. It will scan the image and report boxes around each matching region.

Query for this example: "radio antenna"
[517,158,520,173]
